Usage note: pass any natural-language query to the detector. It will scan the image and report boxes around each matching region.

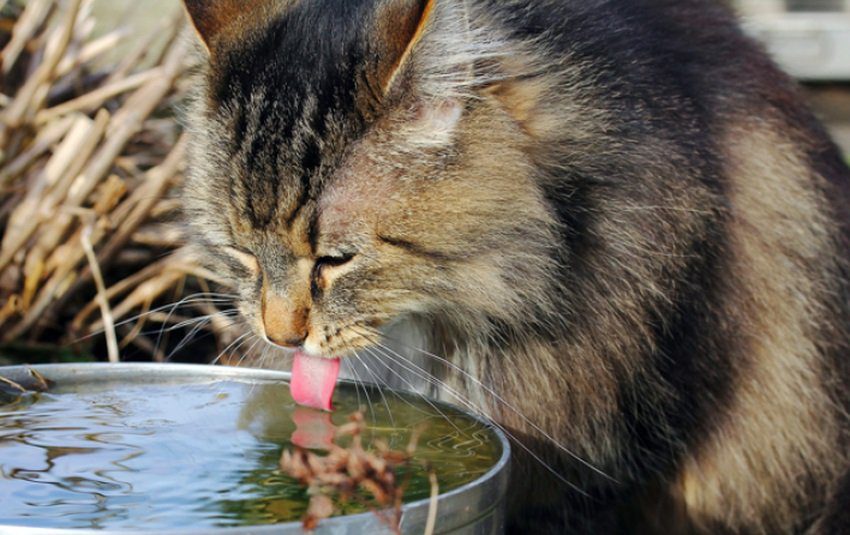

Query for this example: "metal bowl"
[0,363,510,535]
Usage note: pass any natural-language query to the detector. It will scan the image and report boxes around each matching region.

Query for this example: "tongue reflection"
[290,351,341,411]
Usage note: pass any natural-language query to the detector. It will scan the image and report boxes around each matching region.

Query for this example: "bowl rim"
[0,362,511,535]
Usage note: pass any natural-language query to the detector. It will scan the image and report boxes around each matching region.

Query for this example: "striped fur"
[181,0,850,532]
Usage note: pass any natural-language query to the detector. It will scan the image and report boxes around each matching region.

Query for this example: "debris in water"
[0,375,26,395]
[280,411,436,534]
[0,368,50,403]
[27,368,51,391]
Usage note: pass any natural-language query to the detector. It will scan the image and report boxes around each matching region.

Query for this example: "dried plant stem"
[96,134,187,266]
[54,28,127,78]
[36,67,161,124]
[0,375,26,393]
[0,2,237,361]
[2,0,81,135]
[80,223,118,363]
[0,112,107,272]
[27,367,50,390]
[425,471,439,535]
[71,254,177,333]
[1,0,52,75]
[0,114,74,186]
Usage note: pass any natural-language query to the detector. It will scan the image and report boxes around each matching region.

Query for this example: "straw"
[0,0,238,362]
[80,221,118,362]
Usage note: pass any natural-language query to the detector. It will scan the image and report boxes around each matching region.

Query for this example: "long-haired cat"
[180,0,850,532]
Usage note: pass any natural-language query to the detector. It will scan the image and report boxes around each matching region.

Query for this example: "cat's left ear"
[182,0,268,54]
[374,0,436,95]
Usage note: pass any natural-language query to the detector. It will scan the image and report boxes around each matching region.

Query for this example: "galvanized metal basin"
[0,363,510,535]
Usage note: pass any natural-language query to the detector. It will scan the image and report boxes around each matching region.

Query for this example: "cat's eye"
[312,253,356,294]
[315,253,356,271]
[224,247,259,273]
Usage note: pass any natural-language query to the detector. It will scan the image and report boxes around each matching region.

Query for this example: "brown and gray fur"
[180,0,850,532]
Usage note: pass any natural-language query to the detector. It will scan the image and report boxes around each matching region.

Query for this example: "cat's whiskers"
[144,315,243,348]
[259,342,274,369]
[157,309,240,346]
[233,336,268,397]
[167,309,240,332]
[356,328,591,496]
[247,342,275,397]
[228,313,597,491]
[210,332,253,366]
[359,342,465,437]
[165,310,241,362]
[75,293,238,343]
[360,347,440,419]
[235,337,264,369]
[365,325,615,481]
[154,293,239,359]
[346,354,377,422]
[354,328,592,497]
[351,351,395,427]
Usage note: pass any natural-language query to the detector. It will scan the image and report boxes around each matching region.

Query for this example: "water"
[0,376,501,530]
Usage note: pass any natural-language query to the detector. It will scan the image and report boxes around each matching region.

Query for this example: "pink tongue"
[290,351,341,411]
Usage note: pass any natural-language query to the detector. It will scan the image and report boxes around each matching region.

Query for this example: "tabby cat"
[180,0,850,532]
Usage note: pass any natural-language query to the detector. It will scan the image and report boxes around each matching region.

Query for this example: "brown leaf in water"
[304,494,335,530]
[280,410,420,534]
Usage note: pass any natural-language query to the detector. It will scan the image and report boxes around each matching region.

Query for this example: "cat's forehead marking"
[212,0,381,236]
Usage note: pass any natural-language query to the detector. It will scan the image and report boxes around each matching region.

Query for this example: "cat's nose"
[269,333,307,349]
[262,293,309,349]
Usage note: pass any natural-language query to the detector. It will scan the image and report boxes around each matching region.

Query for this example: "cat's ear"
[182,0,262,53]
[375,0,436,95]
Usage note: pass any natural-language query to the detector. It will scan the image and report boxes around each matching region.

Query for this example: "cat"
[180,0,850,532]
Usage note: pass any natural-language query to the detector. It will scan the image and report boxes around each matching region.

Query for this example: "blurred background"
[0,0,848,367]
[737,0,850,151]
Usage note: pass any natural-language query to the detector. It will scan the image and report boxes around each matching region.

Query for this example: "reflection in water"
[291,408,335,450]
[0,377,500,529]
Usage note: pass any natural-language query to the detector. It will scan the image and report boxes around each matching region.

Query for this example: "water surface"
[0,374,501,529]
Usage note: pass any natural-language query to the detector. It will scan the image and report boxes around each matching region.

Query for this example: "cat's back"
[485,1,850,531]
[492,0,829,114]
[491,0,850,258]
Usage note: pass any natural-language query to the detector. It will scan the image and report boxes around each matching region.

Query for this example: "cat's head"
[182,0,560,358]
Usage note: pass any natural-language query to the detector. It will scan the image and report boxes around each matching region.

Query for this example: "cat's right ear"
[182,0,255,54]
[375,0,436,95]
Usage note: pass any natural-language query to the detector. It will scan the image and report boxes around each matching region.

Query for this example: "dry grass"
[0,0,238,363]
